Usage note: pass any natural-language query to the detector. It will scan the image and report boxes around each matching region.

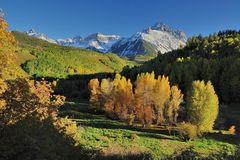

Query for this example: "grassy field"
[59,101,240,160]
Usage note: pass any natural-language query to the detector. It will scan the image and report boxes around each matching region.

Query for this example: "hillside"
[13,31,136,78]
[122,30,240,104]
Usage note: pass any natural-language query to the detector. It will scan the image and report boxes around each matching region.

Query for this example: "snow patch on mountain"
[57,32,122,52]
[26,29,57,44]
[112,22,187,56]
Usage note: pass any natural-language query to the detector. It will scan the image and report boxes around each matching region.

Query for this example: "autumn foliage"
[0,17,18,78]
[0,78,81,159]
[187,80,219,133]
[229,126,236,135]
[0,17,78,140]
[0,78,77,134]
[88,72,183,127]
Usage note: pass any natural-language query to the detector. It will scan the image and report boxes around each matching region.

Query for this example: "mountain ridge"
[25,22,187,58]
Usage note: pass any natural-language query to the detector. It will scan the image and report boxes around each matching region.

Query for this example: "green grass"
[134,54,155,64]
[60,101,239,160]
[13,31,136,78]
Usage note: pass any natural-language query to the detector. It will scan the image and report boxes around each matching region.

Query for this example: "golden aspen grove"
[89,72,185,127]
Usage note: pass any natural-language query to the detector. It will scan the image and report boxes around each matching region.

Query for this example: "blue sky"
[1,0,240,39]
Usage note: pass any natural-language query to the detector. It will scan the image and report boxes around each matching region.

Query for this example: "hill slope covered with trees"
[122,30,240,104]
[13,31,136,78]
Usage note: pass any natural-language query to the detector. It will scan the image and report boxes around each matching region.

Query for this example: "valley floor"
[60,101,240,160]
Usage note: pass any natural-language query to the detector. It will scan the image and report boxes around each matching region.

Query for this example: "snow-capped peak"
[111,21,187,57]
[26,29,57,44]
[26,29,38,36]
[151,22,171,32]
[85,32,121,42]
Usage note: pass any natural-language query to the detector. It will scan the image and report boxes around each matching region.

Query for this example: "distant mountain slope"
[25,29,122,53]
[13,31,135,78]
[25,22,187,60]
[57,32,122,53]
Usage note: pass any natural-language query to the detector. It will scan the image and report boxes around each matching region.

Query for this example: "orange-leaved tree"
[0,16,18,78]
[165,85,183,125]
[0,79,66,127]
[88,78,101,107]
[153,75,170,125]
[134,72,155,127]
[112,74,134,123]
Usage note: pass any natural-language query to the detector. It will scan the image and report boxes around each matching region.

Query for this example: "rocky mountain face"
[25,22,187,58]
[111,22,187,57]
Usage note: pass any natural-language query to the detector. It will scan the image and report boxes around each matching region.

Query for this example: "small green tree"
[186,80,219,133]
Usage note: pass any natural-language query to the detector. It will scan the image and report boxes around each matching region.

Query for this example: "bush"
[130,133,139,140]
[55,116,80,140]
[177,122,198,141]
[229,125,236,135]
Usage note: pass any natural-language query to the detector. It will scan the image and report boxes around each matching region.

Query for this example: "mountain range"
[26,22,187,58]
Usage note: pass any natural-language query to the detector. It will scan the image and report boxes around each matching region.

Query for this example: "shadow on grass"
[207,132,240,145]
[60,101,104,115]
[137,132,177,140]
[95,152,153,160]
[0,117,92,160]
[65,109,177,140]
[1,115,154,160]
[60,100,178,139]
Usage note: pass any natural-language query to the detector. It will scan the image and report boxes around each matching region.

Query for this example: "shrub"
[55,116,80,140]
[127,114,135,126]
[177,122,198,141]
[130,133,139,140]
[229,125,236,135]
